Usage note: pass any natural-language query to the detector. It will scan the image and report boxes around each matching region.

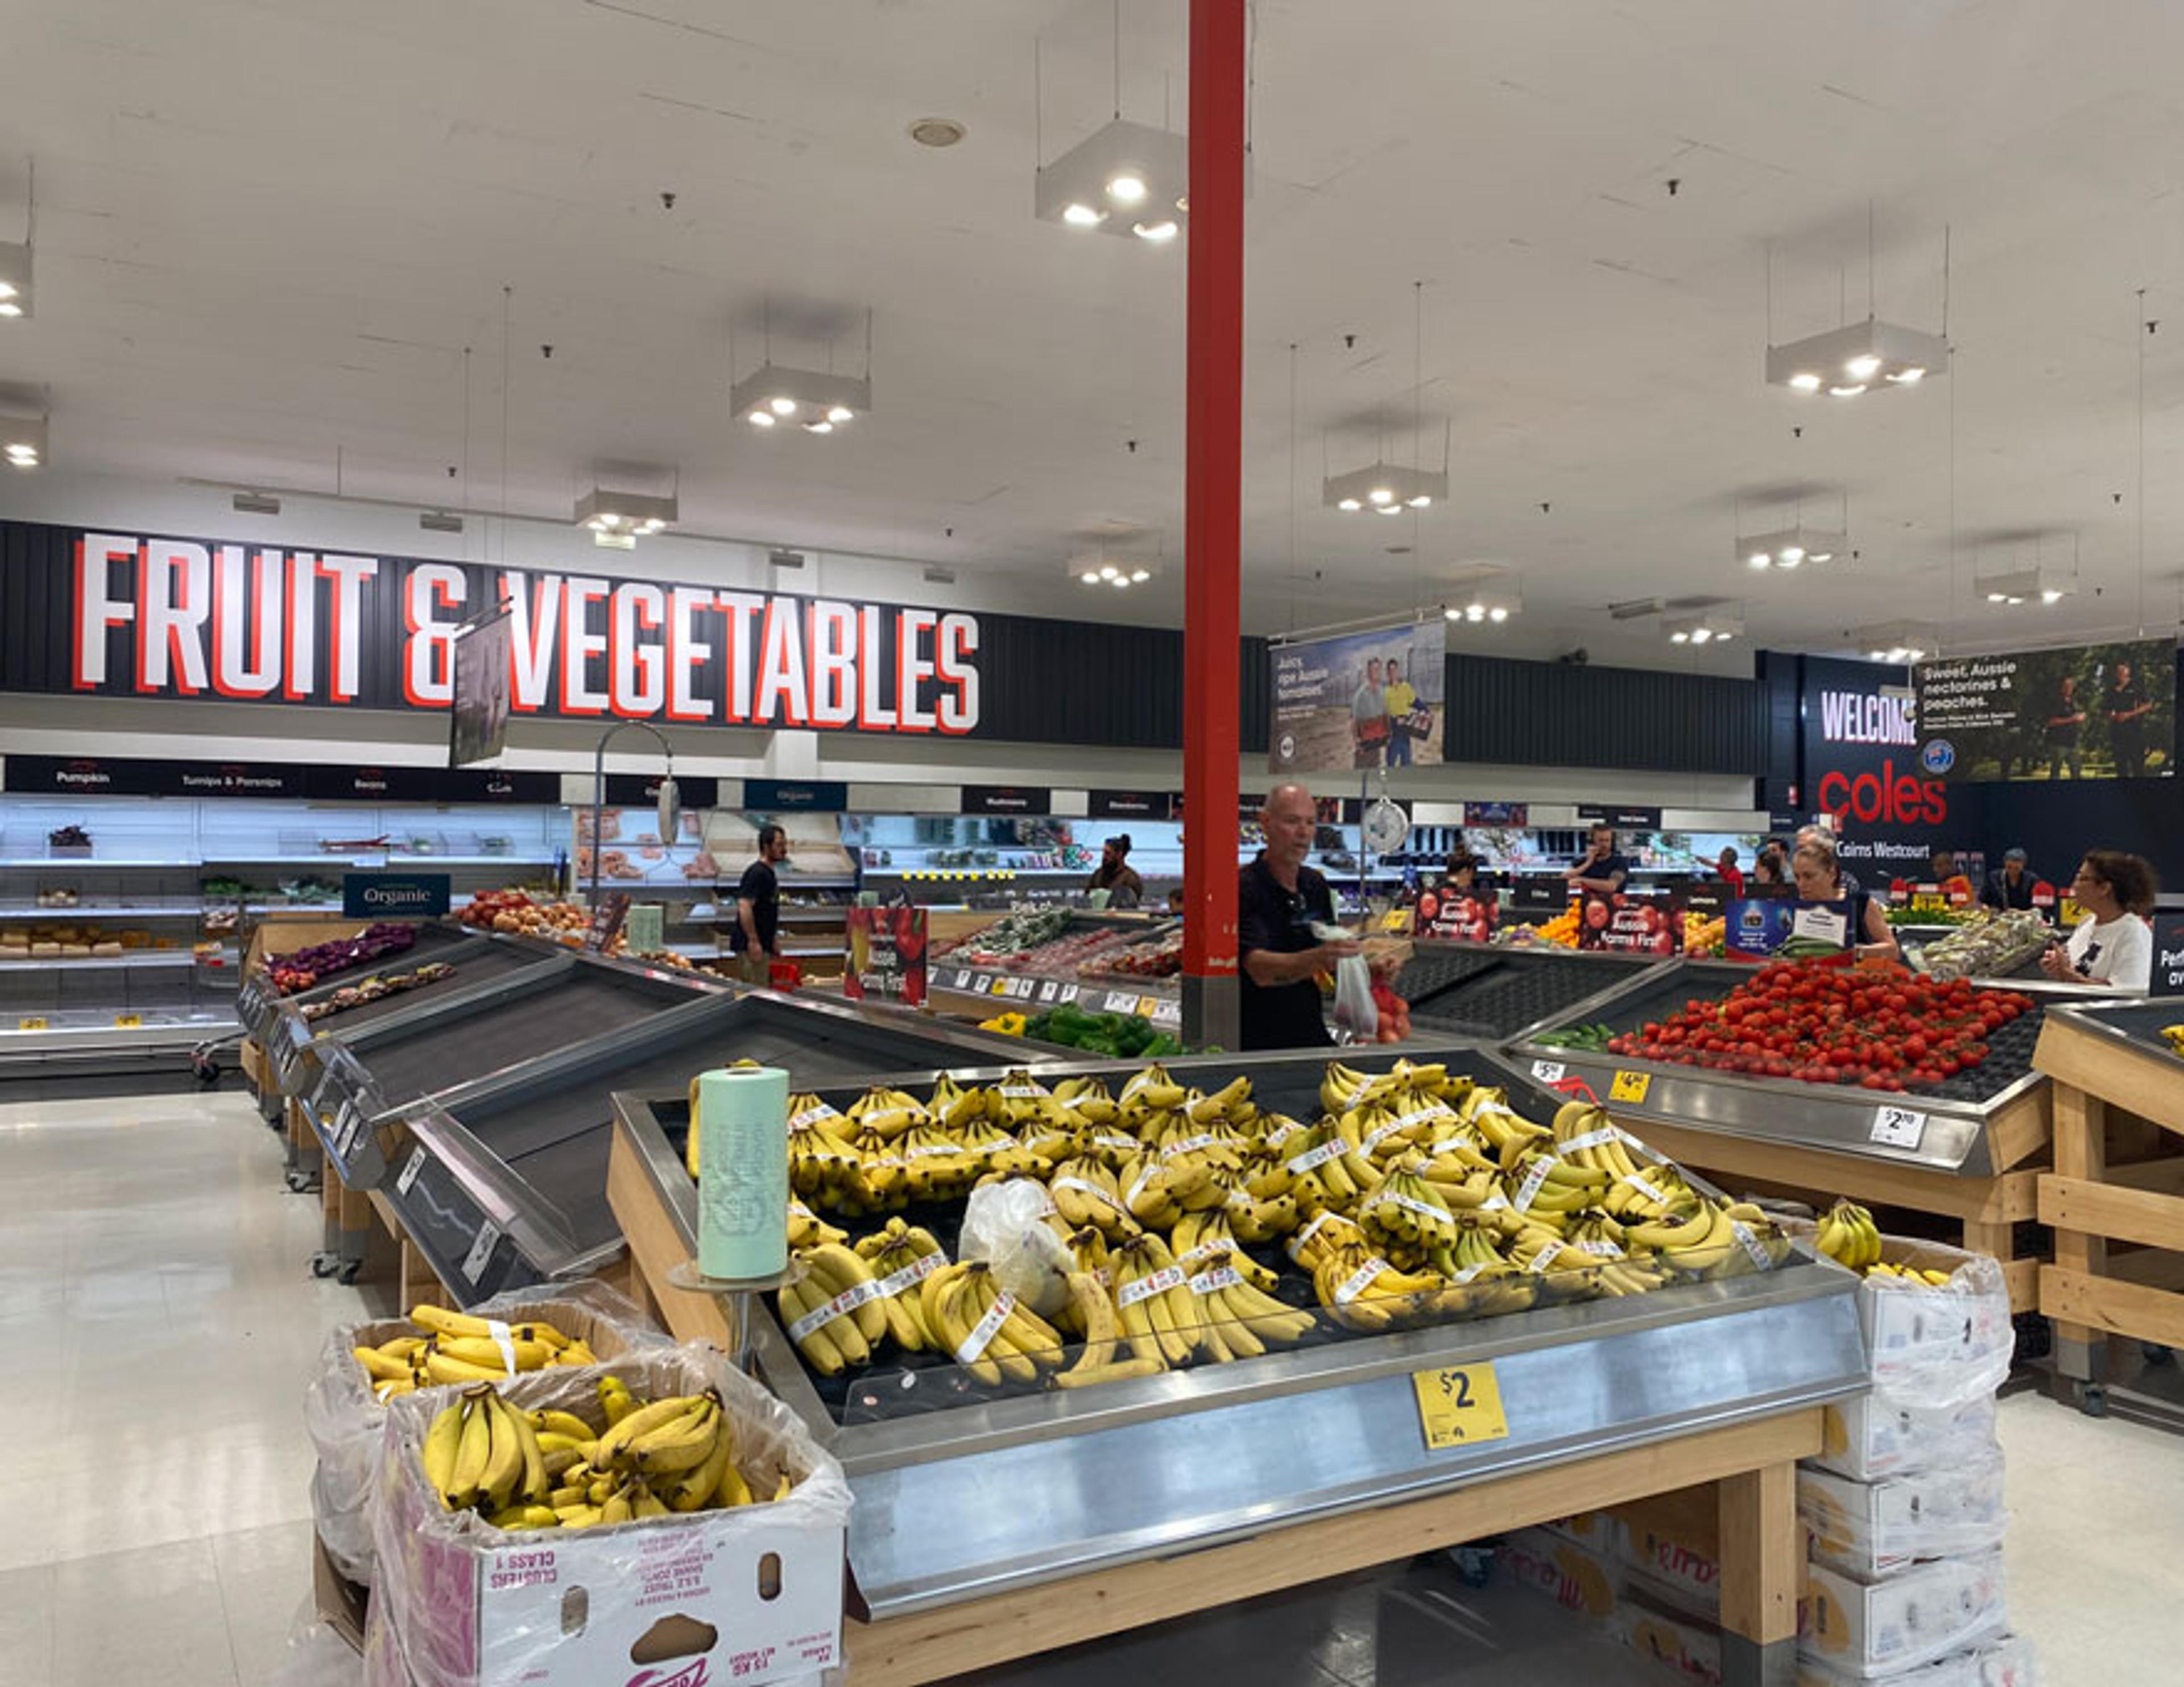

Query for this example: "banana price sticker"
[1411,1361,1509,1450]
[18,1016,48,1031]
[113,1013,143,1029]
[1608,1070,1651,1105]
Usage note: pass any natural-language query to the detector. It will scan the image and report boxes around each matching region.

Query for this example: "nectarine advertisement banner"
[1913,639,2175,782]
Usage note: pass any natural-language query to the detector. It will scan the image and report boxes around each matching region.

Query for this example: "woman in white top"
[2039,850,2156,990]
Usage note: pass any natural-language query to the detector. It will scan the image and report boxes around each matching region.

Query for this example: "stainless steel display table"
[608,1044,1863,1686]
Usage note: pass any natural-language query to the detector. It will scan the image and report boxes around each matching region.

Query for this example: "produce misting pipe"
[1181,0,1247,1052]
[588,721,676,912]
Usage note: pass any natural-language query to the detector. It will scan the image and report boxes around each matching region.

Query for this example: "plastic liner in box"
[304,1279,671,1585]
[1797,1632,2039,1687]
[1811,1393,1999,1483]
[1798,1450,2009,1580]
[1785,1224,2015,1412]
[368,1346,850,1687]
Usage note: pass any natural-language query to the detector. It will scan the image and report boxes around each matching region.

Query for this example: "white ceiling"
[6,0,2184,667]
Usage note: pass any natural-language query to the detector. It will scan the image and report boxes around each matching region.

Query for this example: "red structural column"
[1181,0,1246,1050]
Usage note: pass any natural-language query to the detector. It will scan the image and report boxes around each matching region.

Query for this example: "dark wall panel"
[1441,652,1767,776]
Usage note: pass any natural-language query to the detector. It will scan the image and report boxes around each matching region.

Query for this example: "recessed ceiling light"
[769,396,797,416]
[1107,173,1148,204]
[0,283,14,300]
[1368,487,1395,505]
[1789,372,1822,392]
[2040,588,2064,604]
[748,409,776,427]
[1748,552,1771,569]
[1407,495,1431,508]
[1111,574,1130,587]
[1887,366,1925,384]
[1132,219,1178,243]
[1465,604,1486,622]
[0,303,20,318]
[1099,565,1118,579]
[1062,202,1105,227]
[1080,570,1101,585]
[1488,606,1508,623]
[909,117,966,148]
[1844,354,1883,381]
[1809,551,1834,563]
[1131,569,1149,582]
[826,405,853,424]
[1829,384,1867,397]
[1338,498,1362,512]
[804,419,833,433]
[1672,631,1690,644]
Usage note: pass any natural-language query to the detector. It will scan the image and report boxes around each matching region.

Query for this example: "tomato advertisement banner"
[843,906,928,1006]
[1415,887,1498,946]
[1575,891,1681,957]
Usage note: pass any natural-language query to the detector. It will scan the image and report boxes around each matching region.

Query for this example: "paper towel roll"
[695,1065,789,1279]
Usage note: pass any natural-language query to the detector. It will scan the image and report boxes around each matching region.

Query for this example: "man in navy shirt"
[1566,823,1630,894]
[1238,784,1360,1050]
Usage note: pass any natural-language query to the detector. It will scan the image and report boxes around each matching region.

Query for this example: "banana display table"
[608,1044,1864,1687]
[1500,960,2087,1313]
[2033,1000,2184,1429]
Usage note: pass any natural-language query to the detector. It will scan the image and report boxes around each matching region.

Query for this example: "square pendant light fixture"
[1738,524,1844,570]
[1066,551,1158,591]
[575,487,676,540]
[1768,317,1946,396]
[0,239,28,320]
[1036,118,1191,244]
[1323,462,1447,515]
[2,408,45,470]
[1975,563,2074,607]
[1851,620,1941,664]
[1665,607,1744,646]
[1443,579,1521,625]
[732,362,871,434]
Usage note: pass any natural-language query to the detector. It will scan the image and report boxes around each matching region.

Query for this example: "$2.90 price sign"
[1410,1361,1509,1450]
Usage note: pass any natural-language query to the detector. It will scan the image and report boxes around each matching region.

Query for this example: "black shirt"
[732,858,779,954]
[1981,869,2036,911]
[1571,850,1631,888]
[1237,855,1335,1051]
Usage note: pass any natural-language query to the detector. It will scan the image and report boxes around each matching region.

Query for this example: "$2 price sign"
[1410,1361,1509,1450]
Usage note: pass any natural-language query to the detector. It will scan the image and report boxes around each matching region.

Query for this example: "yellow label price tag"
[1609,1070,1652,1105]
[990,977,1012,996]
[1412,1361,1509,1450]
[1380,909,1413,934]
[18,1016,48,1031]
[113,1013,143,1029]
[1138,996,1163,1019]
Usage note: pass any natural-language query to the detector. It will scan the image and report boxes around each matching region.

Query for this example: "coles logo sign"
[1806,670,1949,831]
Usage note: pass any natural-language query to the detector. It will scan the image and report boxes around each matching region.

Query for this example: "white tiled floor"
[2,1089,2181,1686]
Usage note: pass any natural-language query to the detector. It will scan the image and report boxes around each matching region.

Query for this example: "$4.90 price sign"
[1410,1361,1509,1450]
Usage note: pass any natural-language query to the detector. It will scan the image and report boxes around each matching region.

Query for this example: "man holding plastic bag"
[1238,784,1362,1049]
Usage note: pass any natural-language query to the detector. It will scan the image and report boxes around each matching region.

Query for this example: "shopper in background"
[1086,835,1144,907]
[1382,654,1416,768]
[1165,887,1185,914]
[2045,674,2087,780]
[1752,851,1788,889]
[1714,846,1745,897]
[1796,825,1859,896]
[1566,823,1631,894]
[1791,836,1900,963]
[731,822,789,985]
[1239,782,1359,1050]
[1927,848,1975,901]
[1442,849,1484,896]
[1351,657,1387,769]
[2105,660,2157,778]
[1981,847,2038,912]
[2041,851,2156,990]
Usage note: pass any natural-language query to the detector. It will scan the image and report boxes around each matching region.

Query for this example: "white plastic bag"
[305,1278,671,1586]
[959,1178,1072,1318]
[1331,954,1378,1039]
[370,1345,850,1687]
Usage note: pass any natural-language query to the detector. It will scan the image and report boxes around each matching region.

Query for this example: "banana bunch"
[920,1259,1066,1385]
[1223,1187,1301,1244]
[775,1242,890,1375]
[1182,1073,1254,1125]
[852,1218,949,1352]
[1620,1202,1747,1274]
[1815,1199,1884,1272]
[1060,1224,1114,1292]
[1053,1270,1163,1389]
[846,1084,930,1141]
[1181,1247,1318,1361]
[536,1378,788,1527]
[1319,1059,1379,1116]
[351,1304,599,1399]
[1565,1208,1629,1260]
[1173,1209,1282,1292]
[1109,1233,1199,1365]
[1281,1118,1381,1209]
[1866,1259,1954,1287]
[926,1072,987,1130]
[1507,1224,1598,1274]
[788,1116,863,1201]
[1311,1241,1444,1333]
[1117,1063,1188,1120]
[834,1124,906,1215]
[1000,1098,1082,1173]
[897,1121,980,1201]
[1435,1215,1538,1316]
[1356,1154,1461,1254]
[954,1113,1023,1175]
[1051,1075,1119,1124]
[420,1384,553,1522]
[1463,1087,1553,1160]
[2161,1024,2184,1056]
[787,1198,847,1250]
[1116,1150,1219,1229]
[1500,1147,1612,1221]
[1048,1157,1141,1238]
[1286,1208,1371,1273]
[1236,1138,1298,1203]
[985,1071,1058,1128]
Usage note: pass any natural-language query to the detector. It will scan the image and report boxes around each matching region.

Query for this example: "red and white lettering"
[716,592,764,722]
[502,570,561,711]
[936,612,979,734]
[896,607,937,731]
[856,605,897,729]
[808,600,858,727]
[611,582,666,716]
[559,575,610,715]
[73,533,138,689]
[315,554,378,703]
[666,587,713,722]
[139,540,211,695]
[212,546,284,697]
[402,563,468,707]
[284,554,317,699]
[754,599,809,726]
